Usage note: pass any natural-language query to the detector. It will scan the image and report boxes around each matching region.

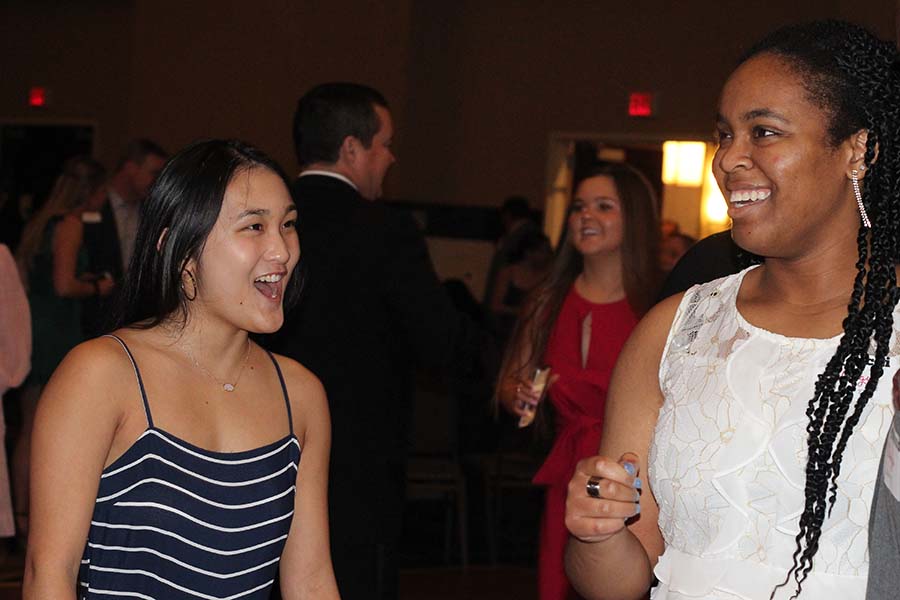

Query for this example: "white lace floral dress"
[649,267,897,599]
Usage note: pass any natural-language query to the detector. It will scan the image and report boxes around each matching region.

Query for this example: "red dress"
[532,286,638,600]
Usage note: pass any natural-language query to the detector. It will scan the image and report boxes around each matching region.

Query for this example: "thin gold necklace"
[181,339,252,392]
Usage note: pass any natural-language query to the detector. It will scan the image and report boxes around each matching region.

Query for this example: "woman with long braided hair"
[562,21,900,600]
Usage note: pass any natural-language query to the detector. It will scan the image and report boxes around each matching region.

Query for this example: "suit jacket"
[270,175,474,546]
[81,200,124,336]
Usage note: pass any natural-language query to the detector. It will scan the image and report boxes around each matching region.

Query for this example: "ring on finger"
[586,476,602,499]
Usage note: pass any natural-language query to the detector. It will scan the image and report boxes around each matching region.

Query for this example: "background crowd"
[0,89,698,599]
[2,4,899,600]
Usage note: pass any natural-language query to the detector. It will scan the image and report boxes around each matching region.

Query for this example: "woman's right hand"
[499,376,546,418]
[565,452,642,544]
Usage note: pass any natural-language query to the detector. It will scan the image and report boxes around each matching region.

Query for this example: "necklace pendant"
[223,383,235,392]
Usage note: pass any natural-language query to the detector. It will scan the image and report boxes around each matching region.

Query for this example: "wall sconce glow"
[662,141,706,187]
[702,178,728,223]
[700,145,729,236]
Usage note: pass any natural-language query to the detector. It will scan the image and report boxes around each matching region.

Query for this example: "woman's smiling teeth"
[253,273,284,299]
[729,188,771,206]
[255,273,283,283]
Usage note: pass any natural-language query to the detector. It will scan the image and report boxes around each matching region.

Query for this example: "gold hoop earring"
[181,269,197,301]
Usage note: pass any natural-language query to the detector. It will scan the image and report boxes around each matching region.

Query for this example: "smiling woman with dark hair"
[564,21,900,600]
[495,161,660,600]
[24,139,339,600]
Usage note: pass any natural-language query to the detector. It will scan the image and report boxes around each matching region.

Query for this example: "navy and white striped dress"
[78,335,302,599]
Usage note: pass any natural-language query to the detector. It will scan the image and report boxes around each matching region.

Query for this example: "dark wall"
[1,0,134,168]
[3,0,896,207]
[127,0,413,181]
[397,0,896,206]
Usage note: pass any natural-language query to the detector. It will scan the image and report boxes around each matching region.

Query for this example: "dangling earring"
[181,269,197,301]
[851,168,871,229]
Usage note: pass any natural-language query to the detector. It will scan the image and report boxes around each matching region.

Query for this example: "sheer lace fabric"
[649,267,896,599]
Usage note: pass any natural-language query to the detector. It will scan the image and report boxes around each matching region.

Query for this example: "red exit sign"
[29,86,48,108]
[628,92,655,117]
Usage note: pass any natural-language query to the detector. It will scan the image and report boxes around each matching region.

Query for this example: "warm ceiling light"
[662,141,706,187]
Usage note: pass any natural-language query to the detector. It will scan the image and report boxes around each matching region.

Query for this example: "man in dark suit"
[82,139,166,335]
[271,83,476,600]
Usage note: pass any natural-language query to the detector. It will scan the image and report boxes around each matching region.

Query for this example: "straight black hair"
[111,139,303,331]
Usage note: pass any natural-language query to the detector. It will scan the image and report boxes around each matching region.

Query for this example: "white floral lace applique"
[649,267,897,599]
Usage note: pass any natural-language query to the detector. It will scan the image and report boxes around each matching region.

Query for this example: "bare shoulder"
[61,213,82,225]
[56,214,84,234]
[48,334,135,392]
[268,353,325,398]
[38,333,139,427]
[602,291,685,420]
[598,293,686,471]
[267,353,329,438]
[624,291,685,362]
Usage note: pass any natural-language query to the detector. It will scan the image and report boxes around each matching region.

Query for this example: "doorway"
[543,132,727,247]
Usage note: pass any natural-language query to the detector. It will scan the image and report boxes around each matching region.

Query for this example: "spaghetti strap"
[103,334,154,428]
[264,350,293,435]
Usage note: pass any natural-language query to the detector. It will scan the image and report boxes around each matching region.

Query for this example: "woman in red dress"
[496,162,661,600]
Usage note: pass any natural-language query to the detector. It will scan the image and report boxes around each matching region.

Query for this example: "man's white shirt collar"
[298,170,358,191]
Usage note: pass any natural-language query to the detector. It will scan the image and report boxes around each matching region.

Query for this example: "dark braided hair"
[736,21,900,599]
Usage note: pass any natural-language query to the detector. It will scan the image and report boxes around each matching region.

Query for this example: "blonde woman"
[14,156,113,538]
